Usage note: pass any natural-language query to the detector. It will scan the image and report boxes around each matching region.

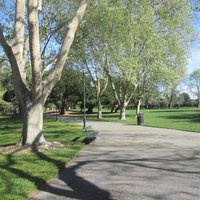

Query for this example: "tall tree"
[69,0,192,120]
[0,0,88,147]
[71,1,109,119]
[101,0,192,119]
[189,68,200,107]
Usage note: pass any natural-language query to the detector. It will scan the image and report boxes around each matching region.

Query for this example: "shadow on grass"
[0,115,111,199]
[1,114,200,199]
[150,108,200,113]
[0,147,113,200]
[158,112,200,123]
[139,109,200,124]
[0,116,22,147]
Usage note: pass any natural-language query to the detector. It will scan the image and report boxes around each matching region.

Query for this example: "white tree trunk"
[21,100,46,146]
[119,103,127,120]
[97,99,102,119]
[136,99,141,116]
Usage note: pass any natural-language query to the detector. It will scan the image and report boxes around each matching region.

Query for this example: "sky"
[181,44,200,98]
[187,47,200,75]
[180,9,200,98]
[186,10,200,75]
[182,45,199,97]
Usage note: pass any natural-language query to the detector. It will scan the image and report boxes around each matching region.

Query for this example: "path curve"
[29,118,200,200]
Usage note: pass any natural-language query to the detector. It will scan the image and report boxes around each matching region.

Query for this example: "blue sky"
[186,9,200,75]
[182,45,199,98]
[187,46,200,74]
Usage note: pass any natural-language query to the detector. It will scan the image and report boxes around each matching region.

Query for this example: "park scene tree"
[2,1,200,199]
[189,68,200,107]
[0,0,195,144]
[0,0,88,147]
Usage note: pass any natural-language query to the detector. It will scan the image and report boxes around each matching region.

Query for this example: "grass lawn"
[78,107,200,133]
[1,108,199,199]
[0,115,88,200]
[142,108,200,132]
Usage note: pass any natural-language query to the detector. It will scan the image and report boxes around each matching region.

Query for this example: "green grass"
[142,108,200,132]
[0,115,88,200]
[79,107,200,133]
[1,108,199,199]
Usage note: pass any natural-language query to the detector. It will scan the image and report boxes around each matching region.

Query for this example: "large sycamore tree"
[0,0,88,147]
[92,0,192,120]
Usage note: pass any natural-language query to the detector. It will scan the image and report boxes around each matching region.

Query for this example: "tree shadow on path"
[28,151,113,200]
[29,147,200,200]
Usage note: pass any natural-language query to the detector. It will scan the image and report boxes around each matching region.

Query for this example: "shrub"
[0,99,13,113]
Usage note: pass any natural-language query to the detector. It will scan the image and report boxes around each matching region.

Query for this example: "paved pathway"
[29,119,200,200]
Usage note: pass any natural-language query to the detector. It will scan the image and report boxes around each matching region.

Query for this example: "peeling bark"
[119,102,127,120]
[0,0,88,147]
[21,99,46,146]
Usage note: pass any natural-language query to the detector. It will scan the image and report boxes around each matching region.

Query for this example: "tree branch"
[0,26,12,58]
[28,0,42,96]
[23,36,29,60]
[43,0,88,100]
[104,63,120,105]
[41,21,69,57]
[44,54,58,69]
[12,0,25,66]
[0,57,9,64]
[84,59,96,83]
[99,78,108,97]
[0,25,30,99]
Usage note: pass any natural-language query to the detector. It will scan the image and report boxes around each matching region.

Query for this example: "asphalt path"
[29,119,200,200]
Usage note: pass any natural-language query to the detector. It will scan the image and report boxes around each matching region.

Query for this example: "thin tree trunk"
[115,105,120,113]
[87,104,93,114]
[169,102,173,109]
[119,103,127,120]
[97,99,102,119]
[110,103,116,113]
[136,99,141,116]
[95,78,107,119]
[168,94,173,109]
[60,98,67,115]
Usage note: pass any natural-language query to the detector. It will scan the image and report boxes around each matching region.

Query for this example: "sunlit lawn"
[1,107,200,199]
[142,108,200,132]
[0,115,88,200]
[76,107,200,133]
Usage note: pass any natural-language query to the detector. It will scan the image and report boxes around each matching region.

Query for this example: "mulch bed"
[0,141,64,154]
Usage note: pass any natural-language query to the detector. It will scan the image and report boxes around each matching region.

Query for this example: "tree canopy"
[73,0,193,119]
[0,0,194,147]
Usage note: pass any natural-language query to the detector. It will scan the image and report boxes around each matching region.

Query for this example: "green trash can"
[137,113,144,125]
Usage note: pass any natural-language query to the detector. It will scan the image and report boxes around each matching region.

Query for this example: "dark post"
[56,107,58,121]
[83,71,86,131]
